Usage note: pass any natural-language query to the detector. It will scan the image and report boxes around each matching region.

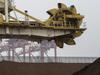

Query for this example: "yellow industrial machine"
[0,0,86,48]
[45,3,84,28]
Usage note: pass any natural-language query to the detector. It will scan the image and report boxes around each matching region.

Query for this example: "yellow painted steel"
[14,8,45,25]
[0,14,4,24]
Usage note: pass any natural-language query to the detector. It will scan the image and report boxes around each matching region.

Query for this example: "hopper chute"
[64,38,76,45]
[69,5,77,14]
[47,9,58,16]
[58,3,67,9]
[55,39,64,48]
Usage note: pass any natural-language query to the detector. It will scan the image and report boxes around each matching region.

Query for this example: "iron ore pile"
[0,58,100,75]
[0,61,87,75]
[73,58,100,75]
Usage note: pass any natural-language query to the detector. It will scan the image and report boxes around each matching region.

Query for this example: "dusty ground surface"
[0,61,88,75]
[73,58,100,75]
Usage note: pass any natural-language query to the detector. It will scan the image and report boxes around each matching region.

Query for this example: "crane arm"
[14,8,45,25]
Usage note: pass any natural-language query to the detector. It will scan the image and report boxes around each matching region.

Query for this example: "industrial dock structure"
[0,0,100,75]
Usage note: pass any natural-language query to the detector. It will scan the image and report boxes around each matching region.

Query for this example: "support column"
[12,49,15,61]
[8,49,11,61]
[23,46,26,62]
[25,10,29,25]
[5,0,10,34]
[54,47,57,62]
[5,0,9,22]
[29,47,31,63]
[0,53,4,60]
[40,48,44,63]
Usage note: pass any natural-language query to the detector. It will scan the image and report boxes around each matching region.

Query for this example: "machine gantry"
[0,0,86,48]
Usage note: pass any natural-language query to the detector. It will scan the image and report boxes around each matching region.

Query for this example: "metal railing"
[0,56,98,63]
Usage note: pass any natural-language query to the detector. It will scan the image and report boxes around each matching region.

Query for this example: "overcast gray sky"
[14,0,100,57]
